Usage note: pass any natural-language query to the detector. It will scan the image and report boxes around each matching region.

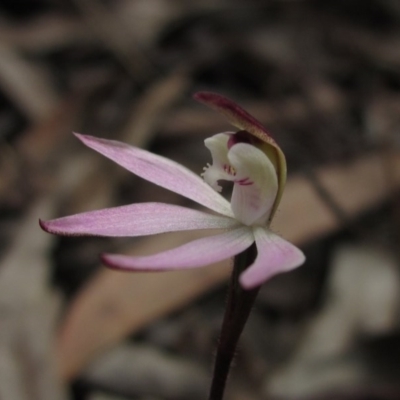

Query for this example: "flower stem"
[208,243,259,400]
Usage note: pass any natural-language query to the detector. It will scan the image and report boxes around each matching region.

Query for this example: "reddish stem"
[208,243,259,400]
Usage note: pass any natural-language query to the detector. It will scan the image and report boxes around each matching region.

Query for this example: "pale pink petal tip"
[40,218,82,237]
[101,254,123,271]
[39,217,92,237]
[72,131,86,141]
[239,228,305,290]
[39,218,50,233]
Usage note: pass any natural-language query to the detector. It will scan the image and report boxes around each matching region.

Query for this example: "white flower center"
[202,132,278,226]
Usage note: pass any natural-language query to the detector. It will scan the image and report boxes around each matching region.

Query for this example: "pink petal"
[74,133,233,217]
[102,227,254,271]
[39,203,239,237]
[239,227,305,289]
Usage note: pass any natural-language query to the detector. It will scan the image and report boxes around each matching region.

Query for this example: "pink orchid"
[40,92,305,289]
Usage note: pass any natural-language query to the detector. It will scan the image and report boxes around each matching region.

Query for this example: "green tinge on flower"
[202,132,278,226]
[194,91,286,221]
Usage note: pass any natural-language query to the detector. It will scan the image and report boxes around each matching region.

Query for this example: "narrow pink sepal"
[73,133,233,217]
[239,227,305,289]
[102,227,254,271]
[39,203,239,237]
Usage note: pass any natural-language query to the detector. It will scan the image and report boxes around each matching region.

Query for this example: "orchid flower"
[40,92,304,289]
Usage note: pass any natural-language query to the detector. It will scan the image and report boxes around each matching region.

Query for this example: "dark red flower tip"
[193,91,274,144]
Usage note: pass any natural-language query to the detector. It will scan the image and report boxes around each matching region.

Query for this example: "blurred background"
[1,0,400,399]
